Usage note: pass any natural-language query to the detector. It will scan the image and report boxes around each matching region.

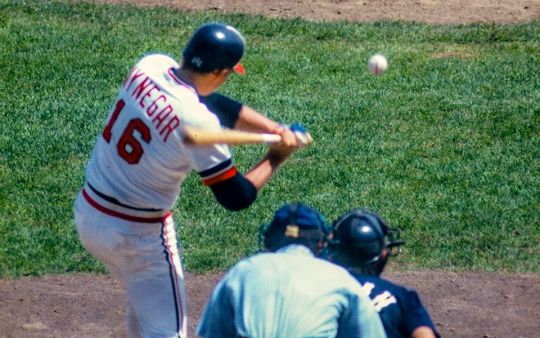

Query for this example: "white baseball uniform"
[74,53,237,338]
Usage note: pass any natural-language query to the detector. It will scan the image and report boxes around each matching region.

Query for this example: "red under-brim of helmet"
[233,63,245,75]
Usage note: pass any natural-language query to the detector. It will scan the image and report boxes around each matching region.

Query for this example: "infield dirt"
[1,1,539,337]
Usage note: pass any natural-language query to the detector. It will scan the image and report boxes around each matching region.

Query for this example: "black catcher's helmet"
[183,22,245,74]
[330,209,404,275]
[259,203,331,255]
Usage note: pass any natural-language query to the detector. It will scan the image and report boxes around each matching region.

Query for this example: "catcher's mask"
[259,203,330,254]
[330,209,404,275]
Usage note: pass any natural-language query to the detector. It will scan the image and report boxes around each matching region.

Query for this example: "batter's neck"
[174,68,224,96]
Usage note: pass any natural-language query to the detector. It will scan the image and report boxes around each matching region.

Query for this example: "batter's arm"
[206,138,299,211]
[209,174,258,211]
[235,104,280,133]
[242,152,285,190]
[199,92,242,129]
[207,146,295,211]
[235,105,298,147]
[200,93,298,147]
[243,140,299,190]
[200,92,279,133]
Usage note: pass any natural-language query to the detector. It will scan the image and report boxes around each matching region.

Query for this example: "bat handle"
[265,131,313,146]
[261,134,282,144]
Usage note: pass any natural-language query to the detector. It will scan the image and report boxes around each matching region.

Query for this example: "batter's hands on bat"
[247,123,312,190]
[272,123,313,147]
[271,124,297,147]
[290,123,313,146]
[268,123,312,160]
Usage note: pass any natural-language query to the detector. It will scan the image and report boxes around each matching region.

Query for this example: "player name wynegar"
[123,68,180,143]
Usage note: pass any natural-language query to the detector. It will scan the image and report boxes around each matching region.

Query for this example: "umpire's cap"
[183,22,245,75]
[331,209,404,266]
[261,203,330,252]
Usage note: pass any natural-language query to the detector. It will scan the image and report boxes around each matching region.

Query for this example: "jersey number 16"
[102,99,151,164]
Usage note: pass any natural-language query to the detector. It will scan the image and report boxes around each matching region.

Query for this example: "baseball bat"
[182,126,283,146]
[182,126,313,146]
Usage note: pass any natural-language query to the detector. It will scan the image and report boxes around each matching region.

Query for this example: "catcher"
[329,209,441,338]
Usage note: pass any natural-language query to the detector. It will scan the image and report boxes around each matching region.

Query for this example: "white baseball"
[368,54,388,75]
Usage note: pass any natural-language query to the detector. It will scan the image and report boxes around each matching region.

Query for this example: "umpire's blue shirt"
[196,244,386,338]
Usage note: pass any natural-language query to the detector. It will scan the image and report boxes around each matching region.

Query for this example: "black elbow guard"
[209,173,258,211]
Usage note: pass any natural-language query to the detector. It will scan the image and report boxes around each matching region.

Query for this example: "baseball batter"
[329,209,441,338]
[74,22,304,338]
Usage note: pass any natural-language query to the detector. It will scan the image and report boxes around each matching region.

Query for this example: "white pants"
[74,191,187,338]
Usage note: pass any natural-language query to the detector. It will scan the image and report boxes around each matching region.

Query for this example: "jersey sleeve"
[199,92,243,129]
[402,289,441,337]
[181,102,234,182]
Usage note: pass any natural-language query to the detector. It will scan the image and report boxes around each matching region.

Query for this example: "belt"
[82,182,170,223]
[87,183,162,212]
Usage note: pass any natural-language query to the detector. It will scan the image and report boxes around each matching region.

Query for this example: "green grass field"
[0,0,538,277]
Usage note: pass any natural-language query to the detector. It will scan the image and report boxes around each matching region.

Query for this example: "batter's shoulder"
[136,53,179,69]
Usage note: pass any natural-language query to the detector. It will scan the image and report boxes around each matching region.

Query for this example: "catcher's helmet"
[260,203,330,254]
[330,209,404,274]
[183,22,245,74]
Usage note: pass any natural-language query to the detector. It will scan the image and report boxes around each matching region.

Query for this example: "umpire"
[329,209,441,338]
[196,203,386,338]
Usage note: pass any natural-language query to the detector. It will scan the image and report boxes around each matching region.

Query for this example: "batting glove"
[289,123,313,146]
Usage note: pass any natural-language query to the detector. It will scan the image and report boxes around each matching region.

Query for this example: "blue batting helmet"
[183,22,245,74]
